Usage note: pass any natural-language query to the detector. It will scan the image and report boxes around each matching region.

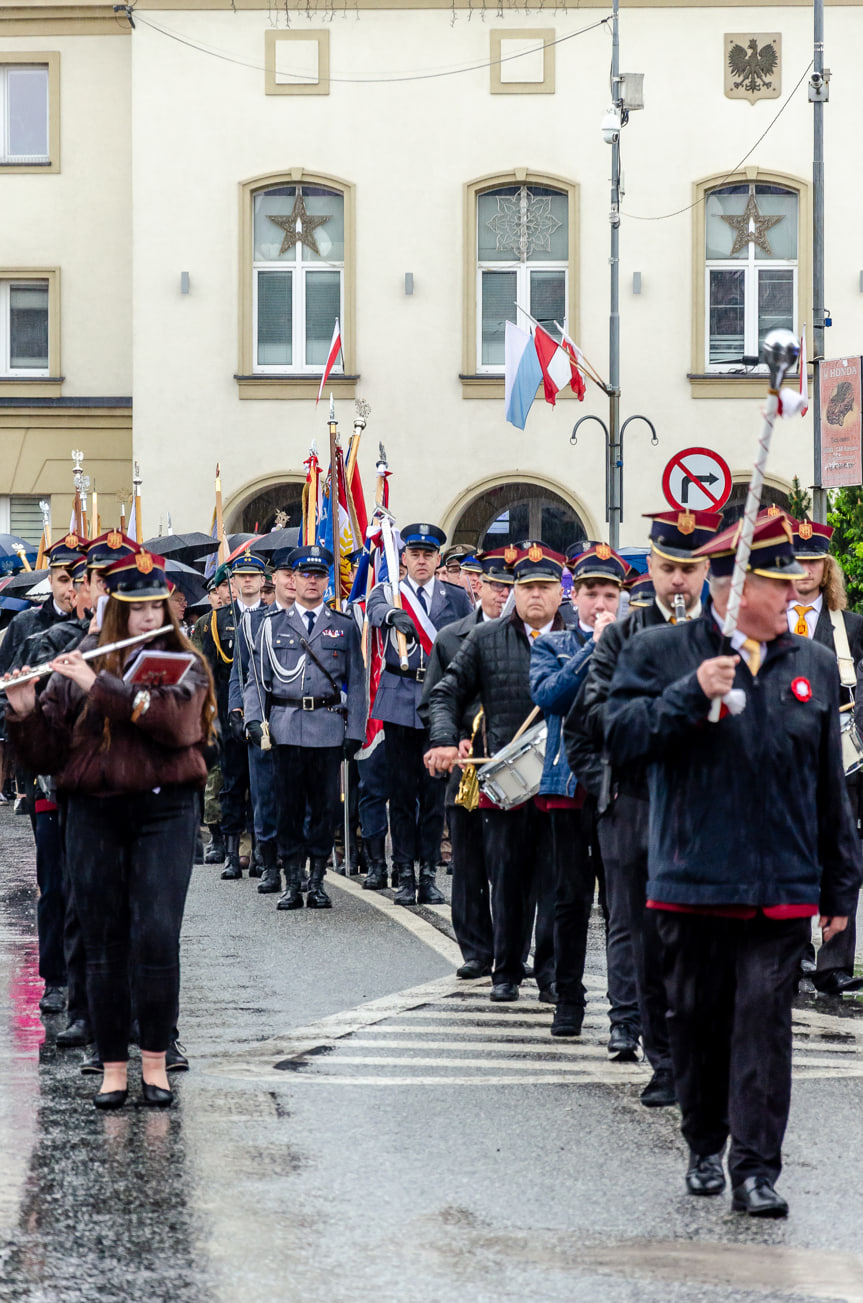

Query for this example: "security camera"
[811,72,823,87]
[601,108,622,145]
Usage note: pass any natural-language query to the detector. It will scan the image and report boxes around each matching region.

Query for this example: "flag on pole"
[556,324,587,400]
[204,508,220,578]
[504,321,543,430]
[316,319,343,406]
[534,325,586,407]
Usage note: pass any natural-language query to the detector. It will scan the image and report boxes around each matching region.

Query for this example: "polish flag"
[555,325,587,401]
[316,318,343,405]
[534,325,586,405]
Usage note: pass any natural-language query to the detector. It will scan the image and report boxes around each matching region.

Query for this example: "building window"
[476,184,568,373]
[0,279,49,376]
[704,183,797,371]
[252,183,344,374]
[0,56,59,172]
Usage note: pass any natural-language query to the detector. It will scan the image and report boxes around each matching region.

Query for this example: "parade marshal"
[605,513,862,1217]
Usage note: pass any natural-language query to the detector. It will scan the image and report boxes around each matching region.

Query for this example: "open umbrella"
[164,558,208,605]
[142,533,220,567]
[0,569,49,596]
[250,527,300,556]
[0,534,38,575]
[223,533,261,565]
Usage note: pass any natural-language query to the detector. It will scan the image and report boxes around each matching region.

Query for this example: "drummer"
[425,543,566,1003]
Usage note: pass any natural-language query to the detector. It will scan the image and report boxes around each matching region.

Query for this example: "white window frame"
[0,278,50,377]
[0,64,50,166]
[704,186,798,373]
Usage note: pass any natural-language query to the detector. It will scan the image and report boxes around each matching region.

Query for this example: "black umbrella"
[0,569,49,596]
[142,532,220,566]
[164,558,207,605]
[250,527,300,556]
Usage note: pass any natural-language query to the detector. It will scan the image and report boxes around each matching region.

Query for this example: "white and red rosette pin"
[790,677,812,703]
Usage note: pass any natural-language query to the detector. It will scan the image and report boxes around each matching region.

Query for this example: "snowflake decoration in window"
[486,186,562,262]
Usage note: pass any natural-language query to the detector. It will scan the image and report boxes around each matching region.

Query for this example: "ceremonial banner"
[819,356,862,489]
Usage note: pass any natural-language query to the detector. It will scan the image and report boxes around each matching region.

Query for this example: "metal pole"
[811,0,827,523]
[608,0,622,550]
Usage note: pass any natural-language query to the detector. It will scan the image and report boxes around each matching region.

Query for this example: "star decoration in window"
[268,192,331,257]
[720,189,784,257]
[486,186,562,261]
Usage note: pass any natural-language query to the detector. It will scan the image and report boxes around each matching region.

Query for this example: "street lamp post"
[570,413,658,549]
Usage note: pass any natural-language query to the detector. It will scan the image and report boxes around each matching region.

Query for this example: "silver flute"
[0,624,173,692]
[672,594,687,623]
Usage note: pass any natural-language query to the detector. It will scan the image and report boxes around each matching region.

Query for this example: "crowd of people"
[2,503,861,1220]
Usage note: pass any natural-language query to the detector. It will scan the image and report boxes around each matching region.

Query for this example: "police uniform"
[366,522,472,905]
[244,545,366,910]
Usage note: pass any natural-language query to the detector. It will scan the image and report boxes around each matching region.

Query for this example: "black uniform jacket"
[418,605,486,735]
[813,604,863,669]
[605,615,862,916]
[427,608,565,757]
[564,601,668,802]
[0,597,72,676]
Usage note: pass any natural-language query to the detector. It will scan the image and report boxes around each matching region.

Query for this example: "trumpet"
[0,625,173,693]
[672,594,686,624]
[455,707,484,812]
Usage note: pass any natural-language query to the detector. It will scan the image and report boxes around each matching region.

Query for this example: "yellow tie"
[530,630,540,641]
[793,604,813,636]
[741,637,761,676]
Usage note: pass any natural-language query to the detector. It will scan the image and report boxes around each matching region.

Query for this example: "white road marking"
[326,873,463,966]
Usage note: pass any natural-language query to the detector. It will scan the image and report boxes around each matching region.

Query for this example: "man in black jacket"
[425,544,565,1002]
[563,509,722,1107]
[418,549,510,977]
[606,513,862,1218]
[787,518,863,994]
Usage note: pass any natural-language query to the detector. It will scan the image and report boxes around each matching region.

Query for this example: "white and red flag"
[534,324,586,406]
[316,319,343,406]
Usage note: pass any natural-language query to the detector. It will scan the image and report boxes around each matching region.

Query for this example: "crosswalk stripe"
[341,1038,624,1058]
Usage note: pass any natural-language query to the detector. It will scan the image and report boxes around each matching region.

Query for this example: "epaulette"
[328,606,353,622]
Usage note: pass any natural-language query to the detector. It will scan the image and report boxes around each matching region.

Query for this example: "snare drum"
[840,712,863,776]
[477,721,547,811]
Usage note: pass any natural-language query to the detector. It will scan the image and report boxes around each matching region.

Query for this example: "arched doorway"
[449,481,588,554]
[227,480,305,533]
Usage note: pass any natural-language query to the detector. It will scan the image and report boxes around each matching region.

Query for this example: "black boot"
[248,835,263,878]
[204,824,225,864]
[299,860,311,893]
[276,861,304,910]
[417,863,445,905]
[257,841,282,894]
[393,863,417,907]
[362,836,388,890]
[306,857,332,909]
[390,865,400,888]
[220,833,242,880]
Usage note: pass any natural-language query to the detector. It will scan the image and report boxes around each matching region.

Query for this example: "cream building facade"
[1,1,861,550]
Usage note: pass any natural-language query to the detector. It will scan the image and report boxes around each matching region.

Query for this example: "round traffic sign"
[661,446,732,513]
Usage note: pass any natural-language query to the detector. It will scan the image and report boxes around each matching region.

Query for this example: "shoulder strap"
[829,607,856,688]
[299,634,342,695]
[210,609,232,665]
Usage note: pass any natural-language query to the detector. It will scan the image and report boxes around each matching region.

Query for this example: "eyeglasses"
[481,580,509,594]
[296,569,325,579]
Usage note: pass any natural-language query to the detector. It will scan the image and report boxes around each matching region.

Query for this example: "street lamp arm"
[569,414,610,447]
[619,414,659,448]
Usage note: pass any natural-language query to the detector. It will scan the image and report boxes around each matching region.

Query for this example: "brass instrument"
[672,594,686,624]
[455,707,484,812]
[0,625,173,693]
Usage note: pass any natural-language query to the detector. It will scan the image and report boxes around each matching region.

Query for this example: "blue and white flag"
[504,320,543,430]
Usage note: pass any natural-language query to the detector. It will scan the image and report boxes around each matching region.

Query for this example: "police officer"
[367,523,472,905]
[244,545,366,910]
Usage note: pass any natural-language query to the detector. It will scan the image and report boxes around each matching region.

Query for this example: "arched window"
[450,480,587,555]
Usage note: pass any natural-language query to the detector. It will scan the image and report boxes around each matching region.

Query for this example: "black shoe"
[457,961,493,979]
[799,957,817,977]
[417,864,445,905]
[221,833,243,880]
[39,984,66,1014]
[686,1150,726,1195]
[277,861,304,910]
[141,1081,174,1108]
[490,983,519,1003]
[393,864,417,907]
[640,1068,676,1108]
[204,825,225,865]
[81,1050,103,1075]
[608,1022,640,1062]
[363,863,388,890]
[94,1089,127,1111]
[731,1175,789,1218]
[538,984,558,1005]
[248,845,264,878]
[256,841,282,894]
[813,971,863,995]
[56,1018,92,1048]
[166,1040,189,1072]
[550,1003,584,1037]
[306,858,332,909]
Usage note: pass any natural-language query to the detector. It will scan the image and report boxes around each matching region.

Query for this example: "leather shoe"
[489,983,519,1003]
[166,1039,189,1072]
[457,961,492,979]
[813,971,863,995]
[731,1175,788,1218]
[686,1150,726,1195]
[80,1050,103,1075]
[141,1081,174,1108]
[608,1022,640,1061]
[640,1068,676,1108]
[799,957,817,977]
[538,984,558,1004]
[550,1003,584,1037]
[56,1018,92,1048]
[39,984,66,1014]
[94,1089,127,1111]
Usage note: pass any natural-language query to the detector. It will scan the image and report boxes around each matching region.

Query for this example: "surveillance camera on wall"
[601,108,622,145]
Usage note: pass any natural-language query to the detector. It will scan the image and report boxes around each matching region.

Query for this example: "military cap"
[47,534,88,570]
[564,539,601,566]
[443,545,471,569]
[694,513,805,579]
[626,573,655,607]
[460,553,483,575]
[569,543,629,587]
[789,517,833,559]
[288,544,333,574]
[230,552,267,576]
[644,510,724,561]
[511,542,565,585]
[69,556,88,583]
[477,548,515,585]
[86,530,139,572]
[210,563,231,588]
[270,548,296,572]
[401,523,446,551]
[103,550,171,602]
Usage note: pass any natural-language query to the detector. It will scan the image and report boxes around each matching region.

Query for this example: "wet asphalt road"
[2,803,863,1303]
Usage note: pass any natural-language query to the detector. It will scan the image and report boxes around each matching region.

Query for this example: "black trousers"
[598,794,671,1069]
[56,796,88,1025]
[449,804,493,967]
[65,788,197,1062]
[481,804,554,990]
[385,722,446,865]
[275,745,342,860]
[656,910,810,1187]
[220,734,251,838]
[549,808,596,1008]
[34,800,66,985]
